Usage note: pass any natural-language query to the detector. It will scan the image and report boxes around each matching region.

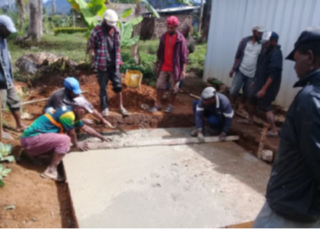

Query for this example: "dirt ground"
[0,71,282,228]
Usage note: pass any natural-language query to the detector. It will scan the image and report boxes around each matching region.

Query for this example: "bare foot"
[16,124,28,132]
[237,119,253,125]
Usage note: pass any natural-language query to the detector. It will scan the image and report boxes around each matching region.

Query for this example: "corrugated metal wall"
[204,0,320,108]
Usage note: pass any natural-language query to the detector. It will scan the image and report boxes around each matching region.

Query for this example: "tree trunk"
[131,0,141,65]
[198,0,204,33]
[52,0,56,15]
[27,0,43,41]
[199,0,211,42]
[16,0,25,31]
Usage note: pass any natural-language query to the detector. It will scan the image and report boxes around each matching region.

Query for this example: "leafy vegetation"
[0,143,14,188]
[54,27,88,35]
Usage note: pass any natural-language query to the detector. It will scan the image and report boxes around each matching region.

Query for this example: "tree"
[26,0,43,41]
[52,0,56,15]
[16,0,25,31]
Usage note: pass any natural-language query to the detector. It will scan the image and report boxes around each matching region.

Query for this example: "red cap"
[167,16,179,27]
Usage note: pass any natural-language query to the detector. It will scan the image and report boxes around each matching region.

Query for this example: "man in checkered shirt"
[89,9,129,117]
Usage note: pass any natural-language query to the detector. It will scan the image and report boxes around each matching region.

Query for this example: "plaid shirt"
[89,23,122,72]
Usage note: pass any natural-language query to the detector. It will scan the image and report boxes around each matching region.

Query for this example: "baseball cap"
[0,15,17,33]
[261,31,279,43]
[253,26,264,33]
[73,97,93,113]
[201,87,216,100]
[286,26,320,61]
[167,16,179,27]
[103,9,118,27]
[63,77,82,95]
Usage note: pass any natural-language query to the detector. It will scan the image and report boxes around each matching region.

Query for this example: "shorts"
[97,69,122,93]
[1,85,21,111]
[253,202,320,228]
[249,95,273,112]
[229,71,254,98]
[156,71,179,93]
[21,133,71,157]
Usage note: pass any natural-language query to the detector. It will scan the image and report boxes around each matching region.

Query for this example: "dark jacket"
[195,93,233,134]
[0,38,14,89]
[266,69,320,223]
[157,31,188,81]
[253,45,283,101]
[233,36,262,71]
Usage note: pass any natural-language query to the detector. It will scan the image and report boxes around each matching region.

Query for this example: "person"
[229,26,264,110]
[150,16,188,114]
[190,87,233,141]
[21,97,111,182]
[252,27,320,228]
[0,15,27,138]
[44,77,113,127]
[239,31,282,137]
[89,9,128,117]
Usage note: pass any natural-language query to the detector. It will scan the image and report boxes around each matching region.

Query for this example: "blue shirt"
[0,38,13,89]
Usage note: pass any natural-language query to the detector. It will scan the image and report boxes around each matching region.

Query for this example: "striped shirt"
[89,23,122,72]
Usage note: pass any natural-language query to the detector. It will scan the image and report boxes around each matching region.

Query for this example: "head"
[263,31,279,49]
[0,15,17,39]
[201,87,217,106]
[167,16,179,35]
[103,9,118,29]
[63,77,82,99]
[181,25,191,38]
[72,97,94,120]
[252,26,264,41]
[287,27,320,79]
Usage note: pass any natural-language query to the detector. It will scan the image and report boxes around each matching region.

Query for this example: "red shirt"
[161,33,177,72]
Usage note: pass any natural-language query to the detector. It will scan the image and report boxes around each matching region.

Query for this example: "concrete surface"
[64,128,271,228]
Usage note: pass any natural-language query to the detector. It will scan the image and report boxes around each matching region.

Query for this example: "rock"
[261,150,274,162]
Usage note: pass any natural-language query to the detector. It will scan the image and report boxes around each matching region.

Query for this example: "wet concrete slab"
[64,128,271,228]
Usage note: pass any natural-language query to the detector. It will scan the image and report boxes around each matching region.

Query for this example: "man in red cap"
[150,16,188,113]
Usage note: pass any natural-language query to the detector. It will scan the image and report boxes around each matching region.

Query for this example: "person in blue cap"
[44,77,113,127]
[0,15,27,139]
[252,27,320,228]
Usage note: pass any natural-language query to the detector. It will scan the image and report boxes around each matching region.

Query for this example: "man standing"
[0,15,26,138]
[21,97,110,182]
[89,9,128,117]
[239,32,282,137]
[229,26,264,109]
[190,87,233,141]
[150,16,188,114]
[44,77,113,127]
[253,27,320,228]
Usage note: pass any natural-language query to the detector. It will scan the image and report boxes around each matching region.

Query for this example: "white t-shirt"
[239,41,262,78]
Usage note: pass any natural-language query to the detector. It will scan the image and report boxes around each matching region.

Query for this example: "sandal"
[149,106,162,113]
[119,108,129,117]
[41,172,65,182]
[164,105,174,114]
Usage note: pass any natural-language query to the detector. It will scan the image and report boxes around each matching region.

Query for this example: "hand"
[83,118,94,125]
[250,82,254,89]
[229,69,235,78]
[257,89,266,98]
[101,136,112,142]
[180,70,186,80]
[76,142,89,151]
[197,132,205,142]
[219,133,226,141]
[102,119,114,128]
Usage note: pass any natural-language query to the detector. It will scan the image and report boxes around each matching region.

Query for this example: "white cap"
[73,97,94,113]
[103,9,118,27]
[0,15,17,33]
[253,26,264,33]
[201,87,216,100]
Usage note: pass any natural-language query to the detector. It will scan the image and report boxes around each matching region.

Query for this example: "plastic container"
[125,70,143,88]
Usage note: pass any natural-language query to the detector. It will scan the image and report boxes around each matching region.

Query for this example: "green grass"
[8,33,88,64]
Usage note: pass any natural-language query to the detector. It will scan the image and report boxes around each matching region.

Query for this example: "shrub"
[54,27,87,35]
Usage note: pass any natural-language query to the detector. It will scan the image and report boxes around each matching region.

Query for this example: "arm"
[230,38,245,77]
[221,102,234,135]
[82,124,110,142]
[89,28,99,56]
[195,100,205,132]
[92,109,114,128]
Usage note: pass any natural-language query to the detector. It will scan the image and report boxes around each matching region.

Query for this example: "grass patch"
[188,43,207,76]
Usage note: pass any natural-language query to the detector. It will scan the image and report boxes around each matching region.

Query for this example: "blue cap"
[63,77,82,95]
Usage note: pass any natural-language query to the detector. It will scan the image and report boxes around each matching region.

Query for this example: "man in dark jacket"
[190,87,233,141]
[253,27,320,228]
[0,15,27,138]
[150,16,188,114]
[229,26,264,109]
[239,32,282,137]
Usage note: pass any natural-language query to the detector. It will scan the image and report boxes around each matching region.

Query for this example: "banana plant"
[119,15,143,48]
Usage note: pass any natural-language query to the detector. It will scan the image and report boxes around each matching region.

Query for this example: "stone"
[261,150,274,162]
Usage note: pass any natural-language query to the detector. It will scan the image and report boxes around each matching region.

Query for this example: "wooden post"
[257,124,269,159]
[0,92,2,141]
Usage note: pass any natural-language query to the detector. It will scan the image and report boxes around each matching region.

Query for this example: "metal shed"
[204,0,320,108]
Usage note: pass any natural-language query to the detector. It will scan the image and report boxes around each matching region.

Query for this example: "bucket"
[125,70,143,88]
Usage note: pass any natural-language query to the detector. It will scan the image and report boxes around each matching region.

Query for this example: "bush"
[54,27,87,35]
